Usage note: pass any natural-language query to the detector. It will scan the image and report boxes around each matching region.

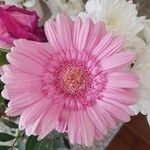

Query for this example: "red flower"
[0,5,47,49]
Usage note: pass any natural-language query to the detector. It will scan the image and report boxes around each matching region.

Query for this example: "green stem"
[9,129,20,150]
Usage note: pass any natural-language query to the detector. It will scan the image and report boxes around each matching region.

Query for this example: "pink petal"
[73,17,82,49]
[45,20,61,51]
[107,72,139,88]
[86,21,106,51]
[97,36,125,61]
[87,102,116,139]
[93,32,114,55]
[102,89,137,104]
[99,100,131,122]
[101,52,135,70]
[8,92,43,108]
[68,110,94,146]
[38,103,61,140]
[25,113,45,136]
[13,40,52,65]
[56,108,70,133]
[55,14,73,50]
[19,98,50,130]
[77,18,94,51]
[6,51,44,75]
[5,106,25,117]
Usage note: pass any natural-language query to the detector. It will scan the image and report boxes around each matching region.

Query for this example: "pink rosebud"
[0,5,47,49]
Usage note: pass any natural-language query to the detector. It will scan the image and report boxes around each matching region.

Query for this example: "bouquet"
[0,0,149,149]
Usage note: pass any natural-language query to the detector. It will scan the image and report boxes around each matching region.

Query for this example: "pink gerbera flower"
[1,14,138,146]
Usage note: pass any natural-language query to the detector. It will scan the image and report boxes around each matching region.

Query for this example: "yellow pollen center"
[63,67,85,94]
[107,16,117,27]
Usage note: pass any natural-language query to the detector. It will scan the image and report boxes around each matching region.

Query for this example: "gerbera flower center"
[52,58,93,97]
[62,66,86,94]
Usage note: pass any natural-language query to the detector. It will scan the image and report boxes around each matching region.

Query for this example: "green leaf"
[54,139,66,148]
[48,140,57,150]
[0,50,8,65]
[51,130,61,139]
[1,118,18,129]
[18,140,26,150]
[0,101,5,108]
[34,138,57,150]
[0,95,5,106]
[0,82,4,93]
[0,146,10,150]
[0,48,9,52]
[63,136,71,149]
[0,133,15,142]
[26,135,38,150]
[0,76,5,108]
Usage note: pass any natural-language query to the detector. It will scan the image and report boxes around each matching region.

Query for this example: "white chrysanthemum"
[45,0,84,18]
[23,0,36,8]
[131,45,150,125]
[60,0,84,17]
[142,19,150,44]
[4,0,21,7]
[5,0,36,8]
[79,0,145,38]
[126,36,146,57]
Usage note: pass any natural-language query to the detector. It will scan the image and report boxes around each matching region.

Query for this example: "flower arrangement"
[0,0,149,149]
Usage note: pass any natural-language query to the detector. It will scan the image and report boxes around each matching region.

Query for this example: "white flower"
[45,0,84,18]
[79,0,145,38]
[4,0,22,7]
[142,19,150,44]
[31,0,51,26]
[5,0,36,8]
[60,0,84,17]
[23,0,36,8]
[126,36,146,57]
[131,45,150,125]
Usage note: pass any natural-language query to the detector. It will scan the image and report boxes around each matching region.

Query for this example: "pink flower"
[1,15,138,146]
[0,5,46,49]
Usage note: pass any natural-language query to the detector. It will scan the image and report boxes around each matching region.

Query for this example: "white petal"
[23,0,36,8]
[147,114,150,126]
[143,19,150,44]
[79,0,145,38]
